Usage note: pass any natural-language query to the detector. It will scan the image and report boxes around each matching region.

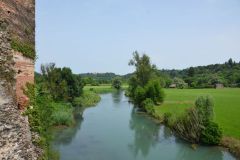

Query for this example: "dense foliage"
[160,59,240,88]
[112,77,122,90]
[40,63,84,103]
[171,96,222,145]
[24,84,59,160]
[79,59,240,89]
[127,51,165,110]
[200,121,222,145]
[80,72,122,85]
[26,64,88,159]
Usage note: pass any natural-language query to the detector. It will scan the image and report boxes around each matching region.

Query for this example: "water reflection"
[128,108,160,158]
[111,90,123,103]
[52,107,85,146]
[129,109,226,160]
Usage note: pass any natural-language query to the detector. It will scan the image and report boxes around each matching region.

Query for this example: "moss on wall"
[11,38,36,60]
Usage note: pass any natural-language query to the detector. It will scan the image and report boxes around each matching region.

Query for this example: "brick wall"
[14,51,34,109]
[1,0,35,109]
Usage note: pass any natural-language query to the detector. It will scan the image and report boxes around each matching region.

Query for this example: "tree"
[129,51,157,87]
[112,77,122,90]
[173,77,188,89]
[228,58,234,67]
[188,67,195,77]
[195,96,214,124]
[40,63,84,103]
[128,52,165,108]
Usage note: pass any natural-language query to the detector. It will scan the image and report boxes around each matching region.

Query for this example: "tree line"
[160,58,240,88]
[80,58,240,89]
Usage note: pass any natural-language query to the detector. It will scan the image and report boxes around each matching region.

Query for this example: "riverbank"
[150,88,240,158]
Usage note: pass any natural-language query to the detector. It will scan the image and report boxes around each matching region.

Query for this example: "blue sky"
[36,0,240,75]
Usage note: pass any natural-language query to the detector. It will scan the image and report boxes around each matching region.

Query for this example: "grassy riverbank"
[73,91,101,107]
[154,88,240,139]
[152,88,240,158]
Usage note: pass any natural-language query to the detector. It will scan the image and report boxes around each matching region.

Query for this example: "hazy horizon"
[36,0,240,75]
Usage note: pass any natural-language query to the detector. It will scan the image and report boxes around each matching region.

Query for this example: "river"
[52,91,235,160]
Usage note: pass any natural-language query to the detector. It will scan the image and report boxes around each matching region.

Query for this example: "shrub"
[142,98,155,114]
[172,96,222,145]
[200,121,223,145]
[133,86,146,106]
[145,79,165,104]
[11,38,36,60]
[195,96,214,124]
[173,107,203,143]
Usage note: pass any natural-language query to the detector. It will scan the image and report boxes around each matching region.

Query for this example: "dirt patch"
[221,136,240,159]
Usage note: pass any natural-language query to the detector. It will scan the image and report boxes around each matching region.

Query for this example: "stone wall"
[0,0,39,159]
[0,84,39,160]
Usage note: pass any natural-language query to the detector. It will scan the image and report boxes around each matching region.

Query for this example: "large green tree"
[128,51,165,108]
[40,63,84,102]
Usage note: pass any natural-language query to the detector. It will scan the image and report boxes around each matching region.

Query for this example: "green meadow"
[154,88,240,139]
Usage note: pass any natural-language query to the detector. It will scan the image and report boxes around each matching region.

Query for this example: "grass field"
[154,88,240,139]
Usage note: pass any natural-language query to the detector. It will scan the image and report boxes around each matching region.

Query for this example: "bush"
[145,79,165,104]
[142,98,155,114]
[133,86,146,106]
[172,96,222,145]
[132,80,165,108]
[173,107,202,143]
[195,96,214,124]
[200,121,223,145]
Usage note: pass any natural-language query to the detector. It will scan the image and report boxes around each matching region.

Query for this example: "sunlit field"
[154,88,240,139]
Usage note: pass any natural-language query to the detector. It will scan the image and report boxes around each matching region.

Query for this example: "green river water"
[52,91,235,160]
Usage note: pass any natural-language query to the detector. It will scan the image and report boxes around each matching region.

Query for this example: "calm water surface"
[52,91,235,160]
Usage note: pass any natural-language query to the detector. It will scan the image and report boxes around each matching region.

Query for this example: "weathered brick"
[14,51,34,109]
